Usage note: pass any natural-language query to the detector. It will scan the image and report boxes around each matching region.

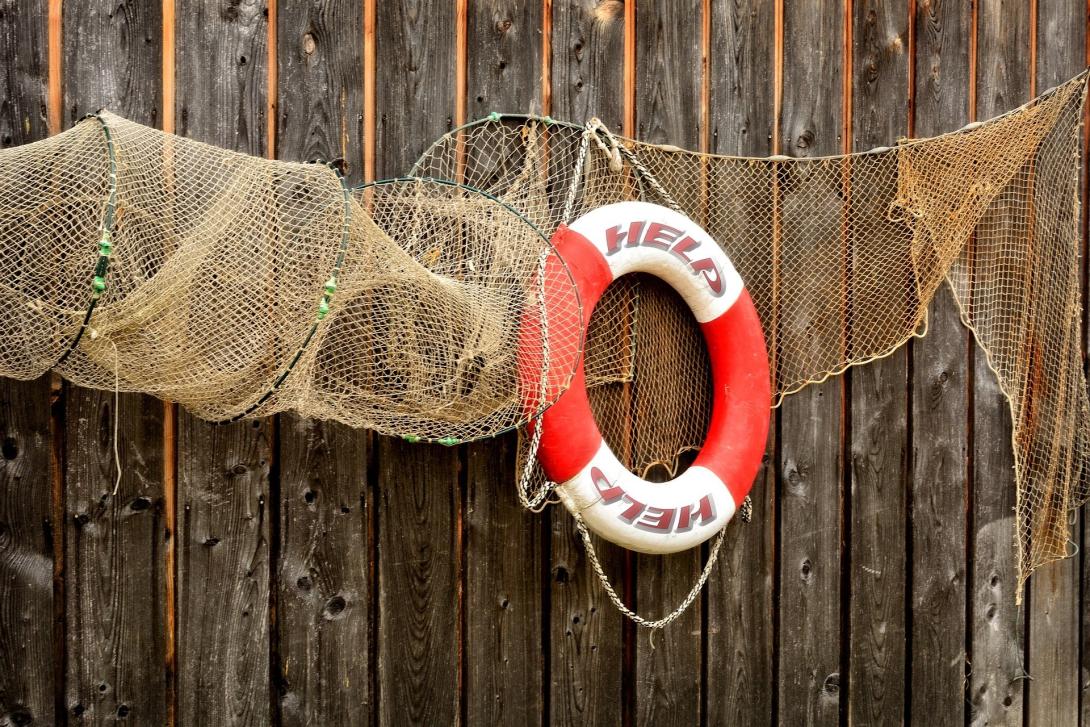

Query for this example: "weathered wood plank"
[465,435,543,725]
[274,3,371,725]
[277,418,370,726]
[908,1,971,722]
[777,1,845,725]
[547,2,627,725]
[704,1,776,722]
[847,2,909,724]
[633,1,704,723]
[0,4,54,725]
[373,1,460,725]
[174,2,272,724]
[463,1,545,723]
[375,439,460,726]
[1025,3,1083,725]
[0,379,54,727]
[60,2,167,723]
[969,2,1029,724]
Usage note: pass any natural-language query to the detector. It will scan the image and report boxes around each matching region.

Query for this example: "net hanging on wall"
[0,73,1087,595]
[412,72,1090,593]
[0,112,584,443]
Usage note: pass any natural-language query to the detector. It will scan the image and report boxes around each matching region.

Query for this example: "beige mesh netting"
[1,73,1087,593]
[0,111,584,442]
[412,73,1090,590]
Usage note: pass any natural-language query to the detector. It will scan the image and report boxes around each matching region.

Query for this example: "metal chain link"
[576,511,727,630]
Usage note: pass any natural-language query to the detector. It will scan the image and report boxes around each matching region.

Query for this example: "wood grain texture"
[463,2,546,722]
[777,2,845,724]
[969,2,1030,724]
[0,383,54,727]
[547,3,627,726]
[1025,3,1083,725]
[62,391,166,725]
[375,439,460,727]
[704,1,776,723]
[846,2,909,724]
[60,2,167,723]
[0,4,53,725]
[373,3,460,724]
[277,418,371,726]
[633,1,704,724]
[464,435,543,725]
[274,3,371,725]
[174,2,272,724]
[909,2,971,722]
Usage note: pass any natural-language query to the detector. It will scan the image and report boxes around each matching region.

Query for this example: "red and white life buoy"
[533,201,770,554]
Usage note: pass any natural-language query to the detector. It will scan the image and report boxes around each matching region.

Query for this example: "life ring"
[532,201,770,554]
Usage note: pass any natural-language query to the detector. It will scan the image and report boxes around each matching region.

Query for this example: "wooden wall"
[0,1,1086,725]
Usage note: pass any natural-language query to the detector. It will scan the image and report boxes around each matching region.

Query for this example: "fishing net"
[1,74,1087,597]
[412,73,1090,592]
[0,112,583,442]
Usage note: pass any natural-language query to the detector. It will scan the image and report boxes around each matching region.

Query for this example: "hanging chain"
[576,511,728,630]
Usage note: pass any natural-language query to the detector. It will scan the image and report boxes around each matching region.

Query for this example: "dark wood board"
[908,2,972,722]
[846,2,910,724]
[274,2,371,725]
[776,1,846,724]
[547,3,628,726]
[463,2,547,723]
[1025,2,1083,725]
[61,2,168,723]
[0,3,54,725]
[464,434,544,725]
[373,1,460,724]
[969,2,1030,724]
[632,1,705,724]
[173,1,273,724]
[704,1,777,723]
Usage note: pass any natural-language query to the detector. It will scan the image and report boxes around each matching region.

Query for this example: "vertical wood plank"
[0,4,54,725]
[846,2,910,724]
[777,1,846,724]
[465,436,544,725]
[1025,2,1084,725]
[174,2,272,724]
[547,2,627,725]
[632,1,704,723]
[463,3,546,723]
[60,2,167,724]
[970,2,1029,724]
[273,3,371,725]
[704,0,777,723]
[373,1,460,725]
[0,381,54,727]
[909,1,971,723]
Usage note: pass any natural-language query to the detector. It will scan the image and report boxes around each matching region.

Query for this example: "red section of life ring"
[531,201,770,554]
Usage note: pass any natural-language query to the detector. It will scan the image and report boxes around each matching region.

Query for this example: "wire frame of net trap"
[0,113,584,443]
[414,73,1090,590]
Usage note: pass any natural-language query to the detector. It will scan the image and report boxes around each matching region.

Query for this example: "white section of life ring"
[566,201,744,322]
[535,200,771,556]
[553,440,737,553]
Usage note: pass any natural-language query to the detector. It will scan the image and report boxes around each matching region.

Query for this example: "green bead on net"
[317,299,331,320]
[92,276,106,293]
[323,277,337,295]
